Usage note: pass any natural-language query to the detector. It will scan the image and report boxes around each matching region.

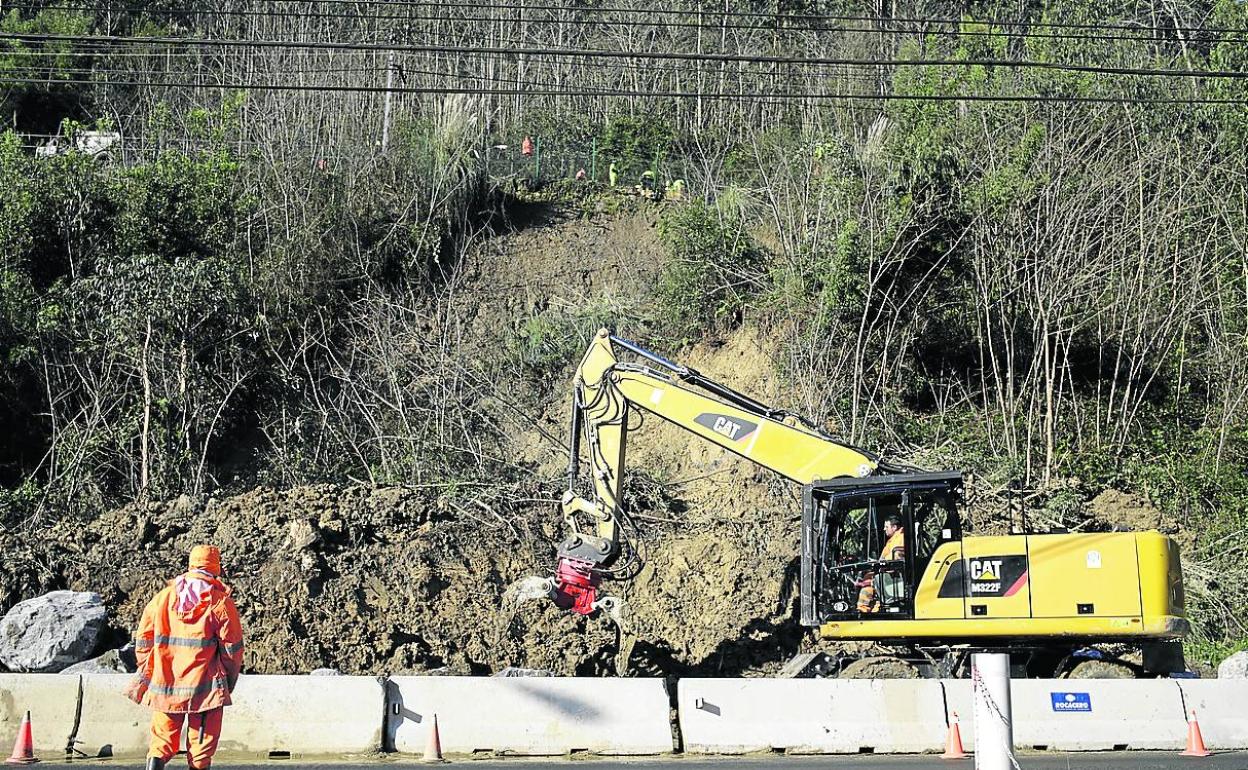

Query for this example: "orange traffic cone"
[421,712,445,763]
[6,710,39,764]
[942,710,969,760]
[1182,709,1212,757]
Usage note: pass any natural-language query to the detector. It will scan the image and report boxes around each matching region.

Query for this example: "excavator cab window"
[800,472,964,626]
[824,492,908,614]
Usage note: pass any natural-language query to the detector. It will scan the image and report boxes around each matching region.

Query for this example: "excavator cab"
[801,472,964,625]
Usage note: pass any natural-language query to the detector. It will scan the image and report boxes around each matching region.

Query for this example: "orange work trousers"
[148,708,223,768]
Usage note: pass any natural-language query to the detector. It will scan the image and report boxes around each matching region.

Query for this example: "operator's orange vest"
[125,574,244,713]
[880,529,905,561]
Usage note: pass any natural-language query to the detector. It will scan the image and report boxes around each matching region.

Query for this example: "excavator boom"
[552,329,879,613]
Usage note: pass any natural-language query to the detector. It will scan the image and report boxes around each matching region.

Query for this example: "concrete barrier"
[676,678,947,754]
[1177,680,1248,751]
[942,678,1187,751]
[12,671,1242,759]
[218,675,385,757]
[73,674,386,758]
[0,674,82,759]
[387,676,673,755]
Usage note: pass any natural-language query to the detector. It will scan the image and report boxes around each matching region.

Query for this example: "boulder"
[0,591,108,673]
[60,645,135,675]
[1218,650,1248,679]
[309,668,342,676]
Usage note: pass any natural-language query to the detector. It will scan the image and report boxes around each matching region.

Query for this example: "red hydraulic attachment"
[552,557,600,615]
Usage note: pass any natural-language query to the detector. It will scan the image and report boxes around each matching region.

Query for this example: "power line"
[105,0,1248,38]
[3,64,385,78]
[2,1,1233,45]
[2,74,1244,105]
[6,32,1248,80]
[0,47,887,87]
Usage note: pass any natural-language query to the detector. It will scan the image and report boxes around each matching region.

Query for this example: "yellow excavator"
[545,330,1189,676]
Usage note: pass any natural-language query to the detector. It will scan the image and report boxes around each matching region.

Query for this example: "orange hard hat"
[188,545,222,576]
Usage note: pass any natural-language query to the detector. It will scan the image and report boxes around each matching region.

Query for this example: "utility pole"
[381,50,396,153]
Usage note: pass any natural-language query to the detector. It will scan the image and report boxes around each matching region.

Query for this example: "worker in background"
[856,515,906,613]
[521,136,534,157]
[665,178,685,200]
[608,161,619,187]
[639,169,657,199]
[126,545,244,770]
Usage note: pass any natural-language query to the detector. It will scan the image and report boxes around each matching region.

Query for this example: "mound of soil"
[1088,489,1173,532]
[0,484,803,677]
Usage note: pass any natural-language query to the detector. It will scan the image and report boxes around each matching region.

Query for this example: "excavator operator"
[856,515,905,613]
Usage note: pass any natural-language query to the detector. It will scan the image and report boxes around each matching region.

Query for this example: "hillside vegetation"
[1,0,1246,665]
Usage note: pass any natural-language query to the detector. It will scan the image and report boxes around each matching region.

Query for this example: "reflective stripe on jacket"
[126,573,244,713]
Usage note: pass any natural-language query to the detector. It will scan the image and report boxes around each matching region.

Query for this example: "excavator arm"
[551,329,882,614]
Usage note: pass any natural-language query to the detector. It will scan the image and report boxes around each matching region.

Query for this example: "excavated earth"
[0,484,804,676]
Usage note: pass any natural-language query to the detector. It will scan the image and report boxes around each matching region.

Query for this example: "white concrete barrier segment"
[387,676,673,755]
[676,678,947,754]
[0,674,81,759]
[73,674,386,758]
[1176,680,1248,751]
[942,678,1187,751]
[219,675,385,757]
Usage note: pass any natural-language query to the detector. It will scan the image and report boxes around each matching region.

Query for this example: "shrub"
[654,195,763,343]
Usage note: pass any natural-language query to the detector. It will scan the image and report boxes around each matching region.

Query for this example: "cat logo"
[969,558,1003,593]
[693,413,758,443]
[937,555,1029,599]
[970,559,1002,582]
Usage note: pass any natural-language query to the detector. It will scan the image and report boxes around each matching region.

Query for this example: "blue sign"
[1051,692,1092,712]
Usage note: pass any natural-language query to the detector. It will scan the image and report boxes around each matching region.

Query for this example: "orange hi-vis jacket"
[880,529,905,561]
[126,571,244,713]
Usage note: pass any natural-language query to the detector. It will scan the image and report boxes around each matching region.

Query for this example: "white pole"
[381,51,395,154]
[972,652,1014,770]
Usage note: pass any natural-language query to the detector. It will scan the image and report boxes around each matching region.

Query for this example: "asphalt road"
[31,754,1248,769]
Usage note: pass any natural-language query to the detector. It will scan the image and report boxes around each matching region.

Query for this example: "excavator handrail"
[609,333,785,421]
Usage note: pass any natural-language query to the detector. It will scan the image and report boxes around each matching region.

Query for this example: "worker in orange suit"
[126,545,244,770]
[856,515,906,613]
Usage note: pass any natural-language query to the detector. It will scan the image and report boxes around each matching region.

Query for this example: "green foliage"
[1186,637,1248,671]
[811,219,865,331]
[0,477,40,523]
[0,102,260,515]
[654,195,762,343]
[0,7,96,131]
[598,114,676,181]
[115,149,244,261]
[509,296,645,378]
[0,7,93,76]
[963,122,1047,217]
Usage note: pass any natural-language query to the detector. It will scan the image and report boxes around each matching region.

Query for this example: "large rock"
[60,644,136,675]
[0,591,108,672]
[1218,651,1248,679]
